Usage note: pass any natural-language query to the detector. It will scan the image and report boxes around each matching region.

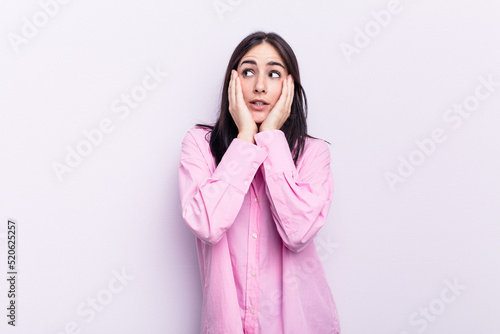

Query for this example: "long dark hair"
[197,31,309,166]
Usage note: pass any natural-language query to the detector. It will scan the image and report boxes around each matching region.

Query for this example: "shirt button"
[251,270,256,276]
[244,180,249,186]
[254,197,258,202]
[250,308,255,314]
[266,165,271,170]
[261,146,267,151]
[252,162,258,168]
[252,233,257,239]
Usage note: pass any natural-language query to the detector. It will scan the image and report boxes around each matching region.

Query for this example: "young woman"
[179,31,340,334]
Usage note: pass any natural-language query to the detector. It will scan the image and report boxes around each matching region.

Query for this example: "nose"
[254,74,266,94]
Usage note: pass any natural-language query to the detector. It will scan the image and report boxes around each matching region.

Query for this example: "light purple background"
[1,0,499,333]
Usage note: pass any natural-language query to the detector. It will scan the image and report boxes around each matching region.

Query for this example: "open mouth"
[250,100,269,106]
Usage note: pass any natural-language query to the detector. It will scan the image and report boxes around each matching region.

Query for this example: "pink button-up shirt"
[179,126,340,334]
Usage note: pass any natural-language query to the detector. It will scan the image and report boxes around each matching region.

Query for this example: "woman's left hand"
[259,74,294,132]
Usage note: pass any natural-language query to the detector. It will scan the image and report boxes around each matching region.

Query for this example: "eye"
[269,71,281,78]
[242,69,254,77]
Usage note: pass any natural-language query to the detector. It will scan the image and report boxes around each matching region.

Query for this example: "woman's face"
[236,42,289,124]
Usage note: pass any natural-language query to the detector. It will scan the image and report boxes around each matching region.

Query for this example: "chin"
[251,112,268,125]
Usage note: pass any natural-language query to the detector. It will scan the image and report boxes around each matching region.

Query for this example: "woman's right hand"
[228,69,257,143]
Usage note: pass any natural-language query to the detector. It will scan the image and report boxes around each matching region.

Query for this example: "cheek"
[239,80,252,99]
[269,81,284,103]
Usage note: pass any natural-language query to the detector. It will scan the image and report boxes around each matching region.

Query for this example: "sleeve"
[254,130,334,253]
[179,129,268,245]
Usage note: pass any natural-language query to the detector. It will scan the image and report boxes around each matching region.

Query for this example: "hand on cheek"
[228,70,258,142]
[259,74,294,132]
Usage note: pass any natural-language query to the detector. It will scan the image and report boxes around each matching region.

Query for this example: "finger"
[281,75,291,112]
[274,76,288,109]
[283,75,288,95]
[228,70,236,113]
[287,75,294,109]
[235,73,244,105]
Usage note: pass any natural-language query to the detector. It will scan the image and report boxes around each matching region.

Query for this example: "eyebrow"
[239,59,286,69]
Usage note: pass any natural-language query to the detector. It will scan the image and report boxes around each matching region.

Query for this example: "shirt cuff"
[254,130,295,176]
[212,138,268,193]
